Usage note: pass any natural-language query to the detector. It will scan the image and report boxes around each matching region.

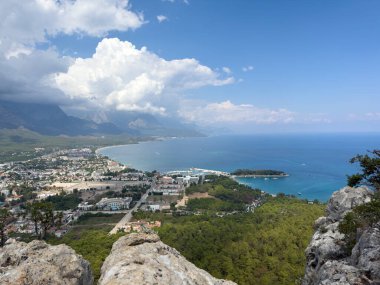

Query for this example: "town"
[0,147,265,242]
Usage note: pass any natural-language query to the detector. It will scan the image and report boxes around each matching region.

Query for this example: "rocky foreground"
[0,239,93,285]
[98,233,236,285]
[0,233,235,285]
[303,186,380,285]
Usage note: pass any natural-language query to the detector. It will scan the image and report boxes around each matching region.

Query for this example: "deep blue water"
[99,133,380,201]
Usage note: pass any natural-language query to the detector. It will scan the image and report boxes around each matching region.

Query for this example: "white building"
[96,197,132,211]
[78,202,94,211]
[148,204,160,211]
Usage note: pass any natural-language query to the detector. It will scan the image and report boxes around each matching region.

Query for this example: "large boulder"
[0,239,93,285]
[99,233,237,285]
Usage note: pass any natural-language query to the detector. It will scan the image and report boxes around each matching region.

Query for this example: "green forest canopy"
[231,169,287,176]
[137,197,324,285]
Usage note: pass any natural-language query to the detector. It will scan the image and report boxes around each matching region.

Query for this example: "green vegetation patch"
[76,212,125,226]
[46,192,82,210]
[186,198,245,211]
[231,169,287,176]
[49,229,124,282]
[185,175,262,212]
[141,197,325,285]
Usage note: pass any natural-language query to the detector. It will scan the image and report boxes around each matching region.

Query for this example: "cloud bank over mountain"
[53,38,233,114]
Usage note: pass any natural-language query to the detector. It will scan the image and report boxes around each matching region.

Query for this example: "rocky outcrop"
[98,233,237,285]
[303,186,380,285]
[326,186,372,222]
[0,239,93,285]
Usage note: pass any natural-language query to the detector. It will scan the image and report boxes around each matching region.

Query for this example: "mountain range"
[0,100,202,137]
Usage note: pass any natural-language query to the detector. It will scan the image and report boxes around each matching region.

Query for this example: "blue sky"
[1,0,380,133]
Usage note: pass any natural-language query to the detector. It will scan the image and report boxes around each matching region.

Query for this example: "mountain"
[93,110,204,137]
[0,101,121,136]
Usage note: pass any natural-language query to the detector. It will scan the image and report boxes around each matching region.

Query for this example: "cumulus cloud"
[157,15,168,23]
[0,0,146,105]
[0,48,73,104]
[0,0,144,51]
[52,38,234,114]
[179,100,295,125]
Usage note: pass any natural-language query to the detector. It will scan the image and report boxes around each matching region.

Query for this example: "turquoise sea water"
[99,133,380,201]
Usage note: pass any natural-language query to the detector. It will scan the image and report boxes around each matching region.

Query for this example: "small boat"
[297,192,302,195]
[264,178,269,180]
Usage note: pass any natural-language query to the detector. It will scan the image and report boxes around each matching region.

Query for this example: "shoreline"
[95,136,189,155]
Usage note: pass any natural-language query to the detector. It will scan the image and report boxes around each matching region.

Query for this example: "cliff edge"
[303,186,380,285]
[98,233,237,285]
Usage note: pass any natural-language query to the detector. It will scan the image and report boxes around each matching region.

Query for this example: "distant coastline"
[95,136,188,155]
[94,134,380,201]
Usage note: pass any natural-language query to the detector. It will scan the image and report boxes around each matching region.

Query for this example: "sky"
[0,0,380,133]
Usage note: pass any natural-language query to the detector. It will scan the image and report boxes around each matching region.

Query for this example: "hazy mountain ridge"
[0,101,204,137]
[0,101,121,136]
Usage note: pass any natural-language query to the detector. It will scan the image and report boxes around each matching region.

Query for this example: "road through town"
[109,184,153,234]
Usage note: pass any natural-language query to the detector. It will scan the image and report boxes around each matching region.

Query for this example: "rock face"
[99,233,237,285]
[0,239,93,285]
[303,186,380,285]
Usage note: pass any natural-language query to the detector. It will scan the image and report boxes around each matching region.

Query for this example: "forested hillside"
[153,198,324,285]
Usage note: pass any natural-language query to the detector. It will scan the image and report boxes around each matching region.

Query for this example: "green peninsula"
[231,169,288,177]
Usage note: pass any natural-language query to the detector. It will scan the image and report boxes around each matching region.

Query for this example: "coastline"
[95,136,187,155]
[92,133,370,202]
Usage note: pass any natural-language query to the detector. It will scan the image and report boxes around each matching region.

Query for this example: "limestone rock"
[303,186,377,285]
[99,233,237,285]
[326,186,372,222]
[0,239,93,285]
[351,223,380,282]
[313,260,366,285]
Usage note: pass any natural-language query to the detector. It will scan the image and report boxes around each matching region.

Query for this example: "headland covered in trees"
[231,169,289,177]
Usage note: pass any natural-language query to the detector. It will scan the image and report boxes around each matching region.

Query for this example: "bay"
[99,133,380,201]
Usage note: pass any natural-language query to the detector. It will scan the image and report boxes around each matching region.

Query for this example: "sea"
[98,133,380,202]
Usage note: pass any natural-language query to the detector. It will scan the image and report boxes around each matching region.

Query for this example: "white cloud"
[0,48,72,104]
[0,0,144,56]
[222,67,232,74]
[0,0,146,105]
[179,100,295,125]
[242,65,254,72]
[157,15,168,23]
[52,38,234,114]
